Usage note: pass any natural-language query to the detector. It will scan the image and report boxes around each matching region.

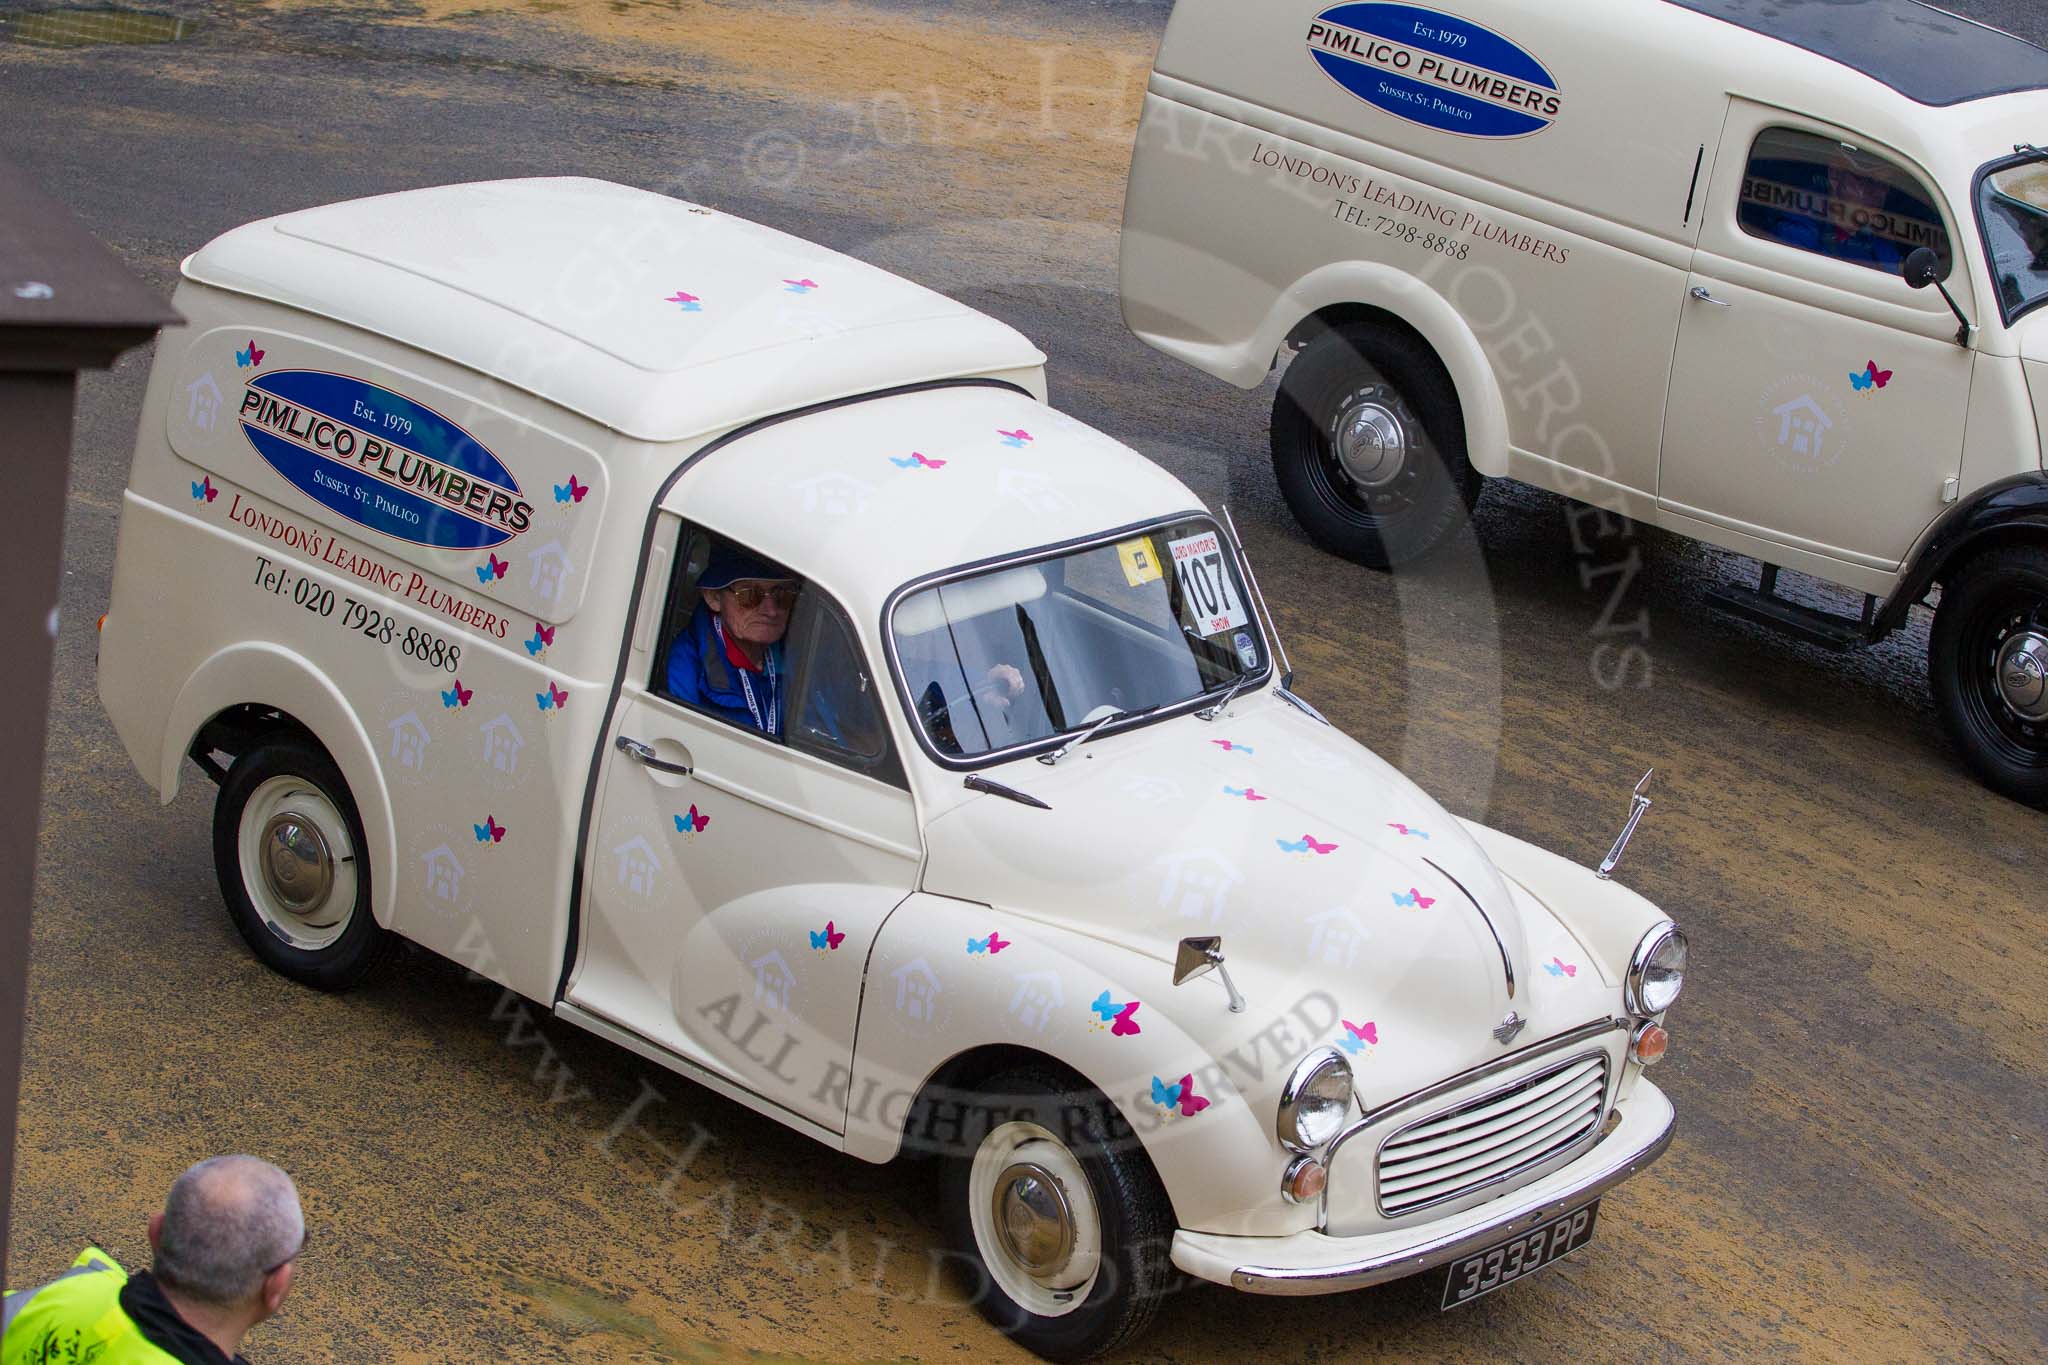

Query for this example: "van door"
[1657,104,1975,571]
[566,519,921,1133]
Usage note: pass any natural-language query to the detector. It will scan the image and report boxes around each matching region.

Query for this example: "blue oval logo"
[236,371,532,551]
[1307,4,1561,139]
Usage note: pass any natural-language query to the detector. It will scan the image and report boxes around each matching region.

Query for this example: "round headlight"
[1276,1048,1353,1152]
[1626,925,1688,1016]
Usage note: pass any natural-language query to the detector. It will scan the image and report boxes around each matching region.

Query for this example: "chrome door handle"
[1688,285,1732,307]
[616,735,693,777]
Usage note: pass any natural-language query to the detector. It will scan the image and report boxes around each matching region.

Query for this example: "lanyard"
[714,615,779,735]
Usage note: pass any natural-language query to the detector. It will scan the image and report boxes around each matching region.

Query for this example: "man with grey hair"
[2,1156,303,1364]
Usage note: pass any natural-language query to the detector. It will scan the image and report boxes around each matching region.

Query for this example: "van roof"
[181,178,1045,443]
[1668,0,2048,106]
[673,384,1204,625]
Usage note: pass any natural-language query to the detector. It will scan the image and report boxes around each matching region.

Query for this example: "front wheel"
[1271,320,1481,569]
[1930,545,2048,806]
[940,1067,1176,1362]
[212,739,392,989]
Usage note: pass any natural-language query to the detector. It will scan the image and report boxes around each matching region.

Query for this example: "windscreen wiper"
[1039,704,1158,766]
[1196,674,1252,722]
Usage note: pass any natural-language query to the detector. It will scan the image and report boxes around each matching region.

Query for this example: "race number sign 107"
[1167,531,1250,637]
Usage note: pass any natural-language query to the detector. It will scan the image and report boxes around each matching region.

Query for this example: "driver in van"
[666,546,800,738]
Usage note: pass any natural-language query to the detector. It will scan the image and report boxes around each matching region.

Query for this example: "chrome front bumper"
[1170,1079,1675,1296]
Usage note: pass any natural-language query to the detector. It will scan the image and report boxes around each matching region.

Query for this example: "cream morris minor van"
[1120,0,2048,804]
[99,180,1686,1359]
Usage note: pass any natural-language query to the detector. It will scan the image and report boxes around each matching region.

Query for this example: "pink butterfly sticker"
[1543,957,1579,979]
[1343,1019,1378,1045]
[1175,1073,1210,1117]
[1302,835,1338,855]
[1110,1001,1142,1037]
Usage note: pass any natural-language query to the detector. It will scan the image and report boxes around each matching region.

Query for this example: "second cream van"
[1119,0,2048,805]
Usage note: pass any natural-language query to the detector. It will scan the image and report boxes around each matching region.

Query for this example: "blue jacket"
[665,608,786,737]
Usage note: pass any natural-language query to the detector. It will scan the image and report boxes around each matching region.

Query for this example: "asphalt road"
[3,1,2044,1361]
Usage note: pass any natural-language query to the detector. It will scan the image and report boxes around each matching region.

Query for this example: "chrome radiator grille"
[1377,1052,1608,1217]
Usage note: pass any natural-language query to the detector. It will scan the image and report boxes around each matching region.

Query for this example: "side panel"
[1147,1,1731,241]
[1120,91,1689,496]
[98,283,644,1003]
[844,894,1324,1239]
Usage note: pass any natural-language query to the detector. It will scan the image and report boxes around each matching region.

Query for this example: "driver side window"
[651,522,904,788]
[1736,126,1951,277]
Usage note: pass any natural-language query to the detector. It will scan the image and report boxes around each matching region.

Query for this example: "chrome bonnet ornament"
[1596,769,1656,881]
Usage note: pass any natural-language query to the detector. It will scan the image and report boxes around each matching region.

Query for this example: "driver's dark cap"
[700,545,791,591]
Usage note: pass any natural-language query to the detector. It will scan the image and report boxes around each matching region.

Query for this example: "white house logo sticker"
[1307,4,1562,139]
[237,371,533,551]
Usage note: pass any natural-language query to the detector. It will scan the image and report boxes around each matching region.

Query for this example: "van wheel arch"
[160,645,401,934]
[900,1048,1159,1189]
[189,703,323,786]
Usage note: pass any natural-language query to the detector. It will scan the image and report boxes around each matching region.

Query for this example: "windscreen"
[1979,154,2048,324]
[891,519,1268,760]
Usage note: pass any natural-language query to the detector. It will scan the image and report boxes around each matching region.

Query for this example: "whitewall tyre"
[940,1067,1176,1362]
[212,740,392,990]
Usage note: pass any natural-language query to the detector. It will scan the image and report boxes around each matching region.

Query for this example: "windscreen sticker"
[237,370,533,552]
[1118,538,1165,588]
[1308,4,1561,139]
[1166,531,1249,636]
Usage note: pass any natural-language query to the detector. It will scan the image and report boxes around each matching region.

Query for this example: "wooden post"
[0,156,175,1291]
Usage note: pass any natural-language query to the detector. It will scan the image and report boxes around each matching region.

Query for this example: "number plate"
[1439,1202,1599,1310]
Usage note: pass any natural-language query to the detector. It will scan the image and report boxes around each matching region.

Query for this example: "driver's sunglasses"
[725,581,800,610]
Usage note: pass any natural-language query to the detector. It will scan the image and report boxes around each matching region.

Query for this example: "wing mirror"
[1901,246,1974,346]
[1174,936,1247,1014]
[1901,245,1942,290]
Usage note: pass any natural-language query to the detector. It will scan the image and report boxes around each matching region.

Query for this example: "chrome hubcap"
[261,813,333,914]
[991,1163,1075,1278]
[1994,630,2048,721]
[1332,390,1410,491]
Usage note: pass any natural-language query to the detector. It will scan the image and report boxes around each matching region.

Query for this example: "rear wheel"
[1271,320,1480,569]
[1930,545,2048,806]
[212,740,391,989]
[940,1067,1176,1361]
